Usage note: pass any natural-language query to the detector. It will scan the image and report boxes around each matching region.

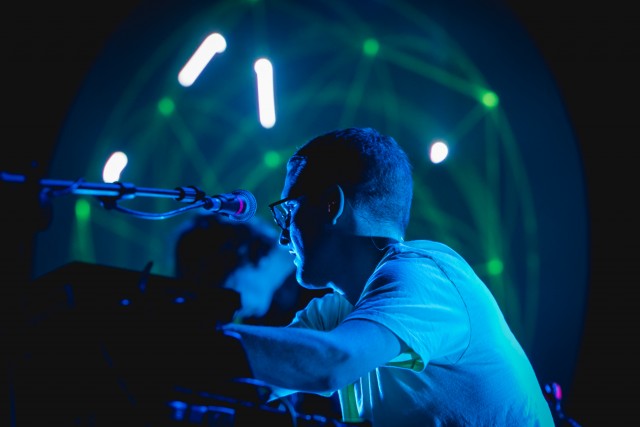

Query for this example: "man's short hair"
[289,127,413,233]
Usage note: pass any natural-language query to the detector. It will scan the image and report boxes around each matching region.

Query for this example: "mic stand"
[2,170,259,426]
[1,171,226,220]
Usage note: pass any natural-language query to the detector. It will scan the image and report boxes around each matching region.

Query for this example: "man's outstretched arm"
[221,319,401,394]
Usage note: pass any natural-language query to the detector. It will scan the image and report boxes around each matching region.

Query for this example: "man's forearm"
[221,323,347,393]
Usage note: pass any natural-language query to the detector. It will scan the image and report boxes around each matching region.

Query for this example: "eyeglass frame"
[268,195,305,232]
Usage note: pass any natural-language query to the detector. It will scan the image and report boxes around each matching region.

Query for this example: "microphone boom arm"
[1,171,256,221]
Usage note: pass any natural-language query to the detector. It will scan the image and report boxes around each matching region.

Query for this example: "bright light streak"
[254,58,276,128]
[178,33,227,87]
[103,151,128,182]
[429,141,449,164]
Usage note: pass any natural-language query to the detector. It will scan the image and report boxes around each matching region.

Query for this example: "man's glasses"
[268,196,303,232]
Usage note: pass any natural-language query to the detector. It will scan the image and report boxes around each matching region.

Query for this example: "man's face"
[279,166,334,290]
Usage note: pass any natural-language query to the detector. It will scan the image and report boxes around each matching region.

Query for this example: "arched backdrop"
[32,0,588,399]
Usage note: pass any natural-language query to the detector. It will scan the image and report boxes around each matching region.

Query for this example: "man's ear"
[327,184,344,225]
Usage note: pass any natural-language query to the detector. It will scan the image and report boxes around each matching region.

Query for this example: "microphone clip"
[174,185,206,204]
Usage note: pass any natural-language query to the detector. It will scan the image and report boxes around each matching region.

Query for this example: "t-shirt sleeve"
[344,256,471,370]
[288,292,354,331]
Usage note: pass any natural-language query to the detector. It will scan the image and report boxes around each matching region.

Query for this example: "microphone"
[202,189,257,222]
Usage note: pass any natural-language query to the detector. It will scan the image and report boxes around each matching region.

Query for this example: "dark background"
[506,2,639,424]
[1,1,637,425]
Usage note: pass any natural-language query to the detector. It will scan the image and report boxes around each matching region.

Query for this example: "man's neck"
[330,235,396,305]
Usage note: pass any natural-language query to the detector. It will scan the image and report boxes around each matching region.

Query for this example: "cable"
[99,198,207,220]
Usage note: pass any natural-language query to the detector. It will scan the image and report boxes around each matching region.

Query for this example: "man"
[222,127,554,426]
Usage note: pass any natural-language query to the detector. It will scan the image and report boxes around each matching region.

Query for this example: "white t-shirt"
[289,240,554,427]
